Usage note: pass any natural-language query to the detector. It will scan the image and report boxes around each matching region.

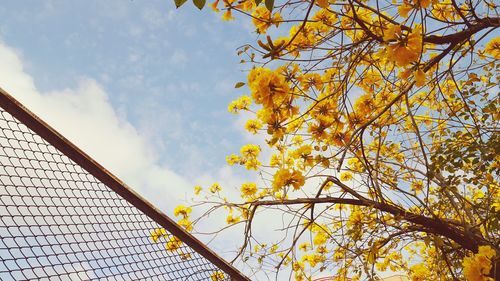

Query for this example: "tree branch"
[424,17,499,45]
[249,177,487,252]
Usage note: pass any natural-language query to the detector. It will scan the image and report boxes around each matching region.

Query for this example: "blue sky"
[0,2,456,279]
[0,0,272,270]
[0,1,258,197]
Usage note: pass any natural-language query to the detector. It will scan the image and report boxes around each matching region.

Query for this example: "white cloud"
[214,78,235,96]
[0,41,191,211]
[0,40,285,280]
[141,7,176,28]
[169,49,188,66]
[128,25,143,37]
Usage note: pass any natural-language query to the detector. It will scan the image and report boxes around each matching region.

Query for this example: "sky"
[0,1,257,214]
[0,0,267,275]
[0,2,448,279]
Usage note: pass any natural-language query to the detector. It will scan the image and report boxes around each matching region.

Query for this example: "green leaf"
[192,0,206,9]
[174,0,188,8]
[265,0,274,11]
[234,82,245,88]
[254,0,263,5]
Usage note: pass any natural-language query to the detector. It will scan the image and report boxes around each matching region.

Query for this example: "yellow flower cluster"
[301,252,326,268]
[226,214,240,224]
[431,1,461,21]
[150,228,167,243]
[210,182,222,193]
[210,0,256,21]
[244,119,262,134]
[210,271,225,281]
[228,95,251,113]
[383,24,423,67]
[410,263,431,281]
[194,185,202,195]
[173,205,192,218]
[165,236,183,251]
[462,245,496,281]
[272,168,305,191]
[150,227,184,253]
[249,67,289,107]
[347,207,363,227]
[398,0,431,18]
[153,204,195,253]
[240,144,261,158]
[207,1,499,278]
[484,36,500,59]
[376,251,403,271]
[339,171,353,181]
[226,154,241,166]
[227,144,261,170]
[240,182,258,198]
[251,6,283,34]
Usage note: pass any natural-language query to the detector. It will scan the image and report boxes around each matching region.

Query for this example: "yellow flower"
[339,171,353,181]
[226,154,241,166]
[298,242,310,252]
[347,158,365,172]
[301,253,326,268]
[210,271,225,281]
[292,261,304,272]
[210,182,222,193]
[165,236,183,251]
[398,3,413,18]
[228,95,252,113]
[235,0,255,12]
[226,214,241,224]
[240,144,261,159]
[353,94,376,115]
[273,169,305,191]
[269,153,282,167]
[150,228,167,242]
[245,119,262,134]
[270,244,278,253]
[478,245,496,259]
[384,25,423,67]
[178,218,193,232]
[312,8,337,26]
[431,1,460,21]
[194,185,202,195]
[248,67,290,108]
[173,205,192,218]
[241,182,258,198]
[222,9,234,21]
[358,69,382,94]
[333,249,345,261]
[180,252,192,260]
[484,36,500,59]
[313,231,328,246]
[289,170,305,190]
[347,207,363,226]
[298,73,323,92]
[252,6,283,34]
[316,0,329,8]
[462,245,496,281]
[411,180,424,194]
[244,158,261,170]
[383,24,401,42]
[410,263,430,281]
[209,0,219,12]
[414,68,426,87]
[412,0,430,9]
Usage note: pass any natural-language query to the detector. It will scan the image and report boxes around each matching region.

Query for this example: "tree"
[165,0,499,279]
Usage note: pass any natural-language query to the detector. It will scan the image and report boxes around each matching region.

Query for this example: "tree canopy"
[155,0,499,279]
